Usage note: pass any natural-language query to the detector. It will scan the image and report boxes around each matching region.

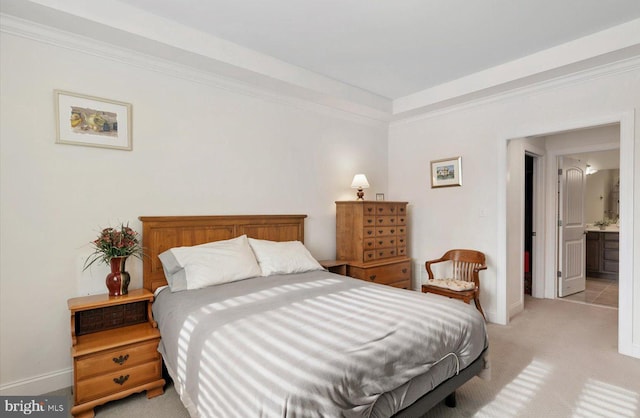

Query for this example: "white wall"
[388,63,639,354]
[0,31,389,393]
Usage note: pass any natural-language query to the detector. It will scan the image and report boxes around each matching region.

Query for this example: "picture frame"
[55,90,132,150]
[431,156,462,188]
[376,193,385,201]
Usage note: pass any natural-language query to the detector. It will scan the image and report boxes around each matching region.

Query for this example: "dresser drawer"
[75,339,160,380]
[374,204,399,216]
[348,260,411,285]
[375,216,397,226]
[374,237,397,249]
[75,360,162,404]
[375,226,397,236]
[363,238,376,251]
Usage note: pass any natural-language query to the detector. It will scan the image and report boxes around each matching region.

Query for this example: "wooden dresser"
[68,289,165,418]
[336,201,411,289]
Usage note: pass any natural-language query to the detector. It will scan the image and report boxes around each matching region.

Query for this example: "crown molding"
[389,53,640,126]
[0,13,391,127]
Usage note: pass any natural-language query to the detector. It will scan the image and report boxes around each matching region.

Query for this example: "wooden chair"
[421,249,487,319]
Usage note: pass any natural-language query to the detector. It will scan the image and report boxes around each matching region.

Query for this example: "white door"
[558,157,587,297]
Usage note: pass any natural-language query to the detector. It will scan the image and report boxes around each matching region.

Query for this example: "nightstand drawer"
[76,360,161,404]
[76,339,160,380]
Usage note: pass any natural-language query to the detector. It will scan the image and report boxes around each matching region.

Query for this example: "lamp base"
[356,188,365,200]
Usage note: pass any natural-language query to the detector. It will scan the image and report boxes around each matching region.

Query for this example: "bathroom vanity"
[586,229,619,280]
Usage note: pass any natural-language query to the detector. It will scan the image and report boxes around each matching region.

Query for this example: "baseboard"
[0,368,71,396]
[508,300,524,320]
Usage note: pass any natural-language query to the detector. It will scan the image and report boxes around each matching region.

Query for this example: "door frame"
[497,110,636,358]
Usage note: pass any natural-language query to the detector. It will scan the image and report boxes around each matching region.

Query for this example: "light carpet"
[48,296,640,417]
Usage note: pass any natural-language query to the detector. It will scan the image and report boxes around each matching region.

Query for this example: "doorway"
[501,111,636,358]
[524,155,534,296]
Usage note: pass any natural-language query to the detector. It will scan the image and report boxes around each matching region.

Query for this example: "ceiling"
[116,0,640,99]
[2,0,640,118]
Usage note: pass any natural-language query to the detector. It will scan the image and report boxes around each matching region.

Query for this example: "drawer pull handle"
[367,207,373,212]
[390,229,395,234]
[367,230,373,235]
[113,375,129,386]
[369,275,376,281]
[367,242,373,247]
[390,207,395,212]
[367,219,373,224]
[378,241,383,245]
[390,218,395,223]
[112,354,129,365]
[402,268,408,273]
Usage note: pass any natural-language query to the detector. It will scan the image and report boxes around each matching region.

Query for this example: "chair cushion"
[426,279,475,291]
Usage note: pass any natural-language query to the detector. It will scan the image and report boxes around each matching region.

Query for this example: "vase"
[106,257,130,296]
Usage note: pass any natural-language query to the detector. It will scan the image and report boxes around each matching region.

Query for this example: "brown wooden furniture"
[137,214,486,418]
[319,260,348,276]
[421,249,487,319]
[335,201,411,289]
[586,231,619,280]
[68,289,165,418]
[139,214,307,292]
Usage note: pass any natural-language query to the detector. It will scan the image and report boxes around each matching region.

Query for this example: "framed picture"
[376,193,385,201]
[55,90,132,150]
[431,156,462,188]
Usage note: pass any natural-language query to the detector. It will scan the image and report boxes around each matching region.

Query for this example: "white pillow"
[158,235,262,291]
[248,238,323,276]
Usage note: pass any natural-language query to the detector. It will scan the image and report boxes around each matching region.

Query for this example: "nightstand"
[67,289,165,418]
[319,260,348,276]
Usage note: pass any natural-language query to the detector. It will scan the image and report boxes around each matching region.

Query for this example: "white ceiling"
[2,0,639,119]
[115,0,640,99]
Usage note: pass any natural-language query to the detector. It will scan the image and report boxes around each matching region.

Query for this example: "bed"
[140,214,488,418]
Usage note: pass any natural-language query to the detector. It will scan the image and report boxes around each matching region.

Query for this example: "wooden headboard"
[138,215,307,292]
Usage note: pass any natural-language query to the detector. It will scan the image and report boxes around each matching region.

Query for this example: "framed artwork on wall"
[55,90,132,150]
[431,156,462,188]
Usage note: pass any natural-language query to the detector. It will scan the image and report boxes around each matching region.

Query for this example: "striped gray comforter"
[153,270,487,417]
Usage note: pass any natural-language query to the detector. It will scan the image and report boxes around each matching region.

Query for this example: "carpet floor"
[49,296,640,417]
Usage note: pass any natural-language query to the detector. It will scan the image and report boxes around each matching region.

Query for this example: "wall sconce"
[351,174,370,201]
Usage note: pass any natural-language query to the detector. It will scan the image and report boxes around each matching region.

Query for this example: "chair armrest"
[425,257,447,280]
[473,265,488,273]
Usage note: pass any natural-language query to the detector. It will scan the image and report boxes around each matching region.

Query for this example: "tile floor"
[562,276,618,308]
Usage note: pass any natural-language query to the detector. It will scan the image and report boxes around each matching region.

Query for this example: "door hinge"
[532,231,536,236]
[557,270,562,278]
[558,219,563,227]
[558,168,563,175]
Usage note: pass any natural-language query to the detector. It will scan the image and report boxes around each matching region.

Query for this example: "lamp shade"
[351,174,370,189]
